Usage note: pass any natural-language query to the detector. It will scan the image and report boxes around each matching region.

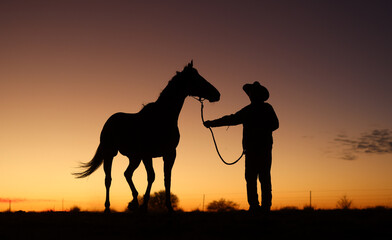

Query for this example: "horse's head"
[178,61,220,102]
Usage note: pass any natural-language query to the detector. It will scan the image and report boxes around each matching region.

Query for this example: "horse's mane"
[139,72,184,112]
[140,64,193,112]
[156,70,187,102]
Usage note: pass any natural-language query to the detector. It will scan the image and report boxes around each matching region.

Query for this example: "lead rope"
[198,98,244,165]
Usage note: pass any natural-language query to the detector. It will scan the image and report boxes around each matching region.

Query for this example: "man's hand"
[203,120,212,128]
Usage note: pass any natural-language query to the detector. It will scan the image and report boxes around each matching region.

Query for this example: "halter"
[194,97,244,165]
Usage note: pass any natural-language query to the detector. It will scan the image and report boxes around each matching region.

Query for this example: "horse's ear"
[184,60,193,70]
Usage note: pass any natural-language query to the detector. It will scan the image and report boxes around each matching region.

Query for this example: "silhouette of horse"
[74,61,220,213]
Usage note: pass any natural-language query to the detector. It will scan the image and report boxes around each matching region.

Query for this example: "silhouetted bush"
[150,190,179,212]
[336,195,353,210]
[279,206,299,211]
[366,205,390,210]
[69,206,81,213]
[207,198,239,212]
[136,190,179,212]
[191,208,202,213]
[303,205,315,211]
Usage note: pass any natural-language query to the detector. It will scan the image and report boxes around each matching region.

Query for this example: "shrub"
[279,206,299,211]
[133,190,180,212]
[303,205,315,211]
[69,206,81,213]
[207,198,239,212]
[336,195,353,210]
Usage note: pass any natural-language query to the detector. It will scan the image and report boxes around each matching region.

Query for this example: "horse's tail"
[73,144,105,178]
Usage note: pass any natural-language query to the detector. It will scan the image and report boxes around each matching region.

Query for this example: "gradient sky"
[1,0,391,211]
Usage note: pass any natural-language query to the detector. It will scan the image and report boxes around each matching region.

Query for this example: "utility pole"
[62,199,64,212]
[9,200,11,212]
[202,194,205,212]
[309,191,312,208]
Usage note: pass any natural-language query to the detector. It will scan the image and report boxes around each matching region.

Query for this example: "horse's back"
[101,112,137,140]
[100,105,180,157]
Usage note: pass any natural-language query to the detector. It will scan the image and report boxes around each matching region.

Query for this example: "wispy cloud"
[333,129,392,160]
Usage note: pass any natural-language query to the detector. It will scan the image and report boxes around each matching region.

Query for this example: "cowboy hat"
[243,81,269,102]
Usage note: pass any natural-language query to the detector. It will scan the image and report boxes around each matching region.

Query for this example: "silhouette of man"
[203,82,279,213]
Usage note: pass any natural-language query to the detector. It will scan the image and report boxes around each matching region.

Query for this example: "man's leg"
[245,151,260,211]
[260,147,272,211]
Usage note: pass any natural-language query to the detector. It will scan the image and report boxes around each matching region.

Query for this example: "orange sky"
[1,0,392,212]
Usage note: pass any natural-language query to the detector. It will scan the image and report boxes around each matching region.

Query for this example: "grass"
[0,209,391,239]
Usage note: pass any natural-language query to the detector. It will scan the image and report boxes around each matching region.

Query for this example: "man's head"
[243,81,269,103]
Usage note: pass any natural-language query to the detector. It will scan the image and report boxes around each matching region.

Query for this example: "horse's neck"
[155,80,187,121]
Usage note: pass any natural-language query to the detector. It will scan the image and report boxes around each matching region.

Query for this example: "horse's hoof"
[166,205,174,214]
[139,204,148,214]
[127,200,139,211]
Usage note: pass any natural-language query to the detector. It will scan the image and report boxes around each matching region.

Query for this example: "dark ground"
[0,209,391,239]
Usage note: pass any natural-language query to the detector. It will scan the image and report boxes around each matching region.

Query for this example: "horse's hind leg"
[163,150,176,213]
[141,157,155,211]
[124,157,142,211]
[103,156,114,213]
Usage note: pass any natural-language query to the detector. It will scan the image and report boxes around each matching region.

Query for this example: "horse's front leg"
[163,150,176,212]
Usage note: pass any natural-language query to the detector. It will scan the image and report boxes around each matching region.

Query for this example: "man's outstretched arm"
[204,107,247,128]
[204,114,239,128]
